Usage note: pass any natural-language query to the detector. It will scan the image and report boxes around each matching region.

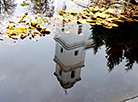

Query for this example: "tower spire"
[64,89,68,95]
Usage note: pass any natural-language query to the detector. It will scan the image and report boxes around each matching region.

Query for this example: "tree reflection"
[91,21,138,71]
[30,0,55,17]
[0,0,16,18]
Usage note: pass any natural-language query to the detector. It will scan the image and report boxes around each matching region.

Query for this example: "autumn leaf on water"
[70,0,76,1]
[95,12,107,18]
[20,3,29,6]
[31,22,38,27]
[65,31,70,34]
[9,20,15,23]
[10,36,20,40]
[70,12,77,17]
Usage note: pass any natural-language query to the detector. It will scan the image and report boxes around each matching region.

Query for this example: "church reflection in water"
[53,3,138,91]
[53,23,92,92]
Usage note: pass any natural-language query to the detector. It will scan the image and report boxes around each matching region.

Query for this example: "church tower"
[54,23,92,90]
[54,0,93,91]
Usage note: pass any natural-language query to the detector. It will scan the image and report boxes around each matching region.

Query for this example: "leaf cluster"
[58,1,138,29]
[1,12,51,41]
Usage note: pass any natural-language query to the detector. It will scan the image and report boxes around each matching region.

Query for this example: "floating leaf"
[36,27,42,32]
[98,8,106,12]
[36,2,42,7]
[9,20,14,23]
[31,22,38,27]
[93,6,99,12]
[20,3,29,6]
[95,12,107,18]
[25,12,28,15]
[86,22,96,25]
[40,29,51,34]
[6,29,13,34]
[10,36,20,40]
[7,25,15,30]
[116,19,124,23]
[20,34,27,39]
[82,15,88,19]
[111,23,118,27]
[29,26,36,29]
[103,25,113,29]
[106,8,116,14]
[70,12,77,16]
[30,36,40,41]
[96,21,102,25]
[77,21,82,25]
[65,31,70,34]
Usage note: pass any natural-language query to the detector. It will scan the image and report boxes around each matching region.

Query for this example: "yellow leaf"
[65,31,70,34]
[31,22,38,27]
[93,6,99,12]
[31,36,40,41]
[95,12,107,18]
[111,23,118,27]
[6,29,13,34]
[11,36,20,40]
[106,8,116,14]
[9,20,14,23]
[29,26,36,29]
[86,22,96,25]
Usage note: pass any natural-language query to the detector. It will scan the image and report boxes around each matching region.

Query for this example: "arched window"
[74,50,78,56]
[60,47,63,53]
[78,25,82,34]
[71,71,75,78]
[59,70,62,76]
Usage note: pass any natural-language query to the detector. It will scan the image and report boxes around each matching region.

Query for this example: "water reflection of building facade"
[53,24,93,92]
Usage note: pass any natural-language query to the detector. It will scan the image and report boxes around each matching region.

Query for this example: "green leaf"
[20,3,29,6]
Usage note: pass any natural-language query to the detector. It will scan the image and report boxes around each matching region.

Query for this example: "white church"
[53,0,93,92]
[53,21,93,91]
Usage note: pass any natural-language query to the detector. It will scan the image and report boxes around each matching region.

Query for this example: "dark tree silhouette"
[0,0,17,18]
[91,21,138,71]
[30,0,55,17]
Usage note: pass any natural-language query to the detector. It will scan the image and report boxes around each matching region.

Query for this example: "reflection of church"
[53,23,93,91]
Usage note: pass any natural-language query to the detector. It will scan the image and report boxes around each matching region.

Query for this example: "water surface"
[0,0,138,102]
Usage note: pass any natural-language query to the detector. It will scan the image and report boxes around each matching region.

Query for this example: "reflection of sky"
[14,0,23,4]
[57,0,84,11]
[1,40,138,102]
[0,38,56,102]
[83,48,138,102]
[0,0,138,102]
[13,0,31,17]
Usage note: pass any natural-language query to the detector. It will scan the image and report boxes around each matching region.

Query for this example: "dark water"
[0,0,138,102]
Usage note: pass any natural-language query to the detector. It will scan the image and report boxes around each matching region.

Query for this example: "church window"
[71,71,75,78]
[60,47,63,53]
[59,70,62,76]
[74,50,78,56]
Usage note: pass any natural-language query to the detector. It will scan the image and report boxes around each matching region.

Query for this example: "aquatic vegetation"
[0,0,138,44]
[58,1,138,29]
[0,12,51,41]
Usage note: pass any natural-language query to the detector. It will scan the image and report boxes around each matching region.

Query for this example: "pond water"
[0,0,138,102]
